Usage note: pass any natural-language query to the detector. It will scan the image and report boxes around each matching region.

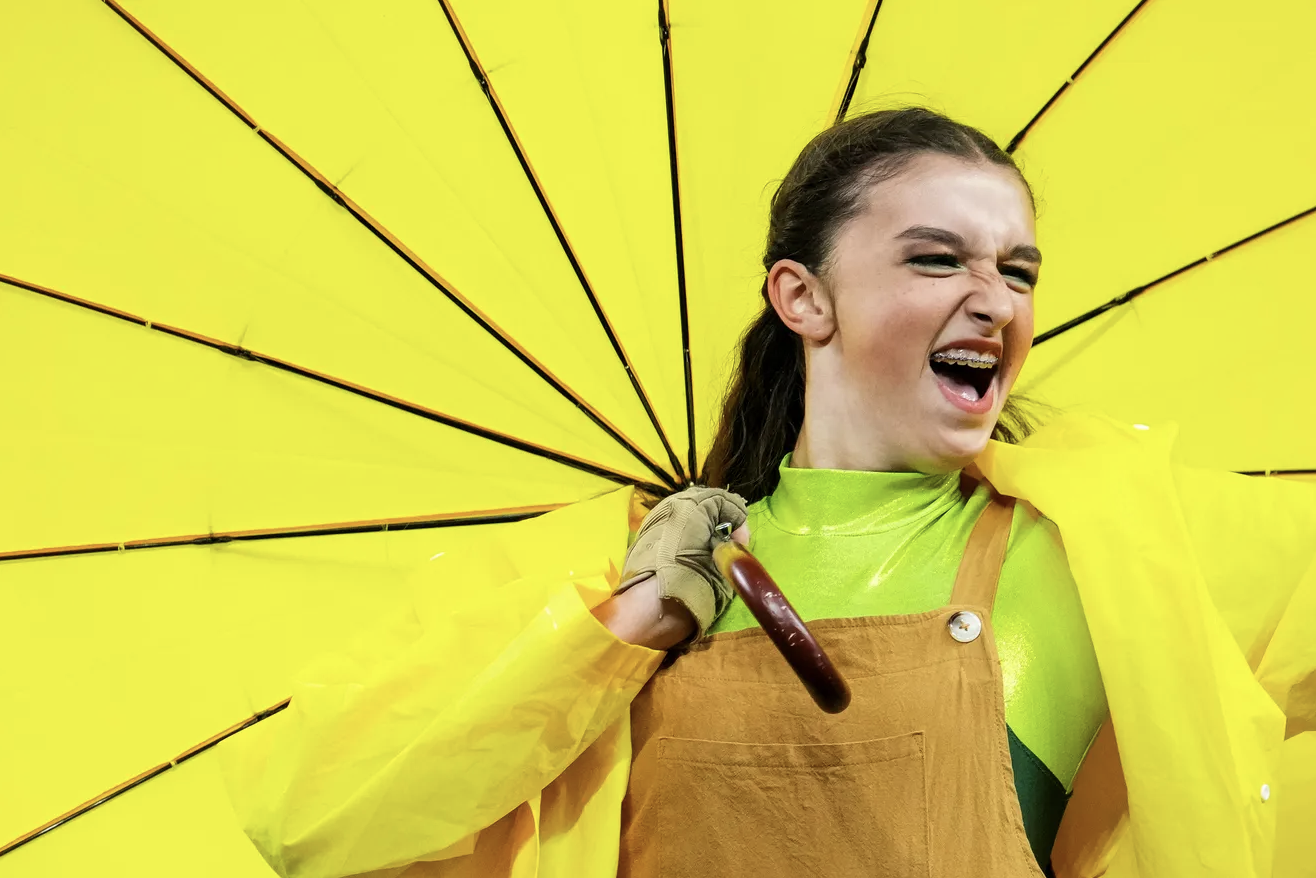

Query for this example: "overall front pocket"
[629,732,929,878]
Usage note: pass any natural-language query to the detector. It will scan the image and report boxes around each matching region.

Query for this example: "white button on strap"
[948,611,982,643]
[1261,784,1271,802]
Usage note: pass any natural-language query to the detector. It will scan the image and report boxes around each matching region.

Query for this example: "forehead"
[854,153,1036,246]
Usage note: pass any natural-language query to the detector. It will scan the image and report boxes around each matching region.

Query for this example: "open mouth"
[929,348,998,408]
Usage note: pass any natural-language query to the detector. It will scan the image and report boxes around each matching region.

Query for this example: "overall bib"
[620,490,1042,877]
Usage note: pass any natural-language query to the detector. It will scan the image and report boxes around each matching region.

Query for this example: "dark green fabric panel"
[1008,723,1069,871]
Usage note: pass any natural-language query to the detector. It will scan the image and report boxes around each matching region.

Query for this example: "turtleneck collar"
[763,454,962,536]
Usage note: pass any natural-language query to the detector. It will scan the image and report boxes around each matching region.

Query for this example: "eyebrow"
[896,225,1042,265]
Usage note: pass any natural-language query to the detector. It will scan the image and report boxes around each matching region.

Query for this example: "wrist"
[594,578,697,649]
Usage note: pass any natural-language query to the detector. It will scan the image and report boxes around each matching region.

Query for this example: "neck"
[792,379,910,472]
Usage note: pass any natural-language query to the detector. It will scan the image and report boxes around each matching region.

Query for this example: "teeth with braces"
[931,349,998,369]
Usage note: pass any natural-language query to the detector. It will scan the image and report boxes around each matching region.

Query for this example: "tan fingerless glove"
[616,487,749,641]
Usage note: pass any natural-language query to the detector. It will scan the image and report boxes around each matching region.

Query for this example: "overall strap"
[948,484,1016,614]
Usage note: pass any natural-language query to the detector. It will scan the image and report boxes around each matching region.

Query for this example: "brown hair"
[701,107,1042,503]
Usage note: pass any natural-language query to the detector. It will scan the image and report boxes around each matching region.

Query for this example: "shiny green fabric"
[708,458,1107,860]
[1008,725,1071,868]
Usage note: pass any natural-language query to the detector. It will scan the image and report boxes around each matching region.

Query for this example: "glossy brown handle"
[712,539,851,714]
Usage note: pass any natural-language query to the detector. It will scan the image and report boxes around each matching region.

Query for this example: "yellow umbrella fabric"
[1,0,1313,875]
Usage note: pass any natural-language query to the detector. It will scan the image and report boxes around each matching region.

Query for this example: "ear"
[766,259,834,343]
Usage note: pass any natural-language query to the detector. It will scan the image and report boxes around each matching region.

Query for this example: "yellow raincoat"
[220,413,1316,878]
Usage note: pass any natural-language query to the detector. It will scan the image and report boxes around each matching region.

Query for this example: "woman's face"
[790,153,1039,473]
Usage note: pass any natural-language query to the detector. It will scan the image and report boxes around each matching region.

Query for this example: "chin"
[919,426,993,473]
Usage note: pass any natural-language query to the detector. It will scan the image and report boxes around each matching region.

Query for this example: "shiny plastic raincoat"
[220,414,1316,878]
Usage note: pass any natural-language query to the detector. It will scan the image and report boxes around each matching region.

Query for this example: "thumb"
[730,522,751,545]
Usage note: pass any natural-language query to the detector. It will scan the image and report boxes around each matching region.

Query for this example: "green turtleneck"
[709,458,1107,869]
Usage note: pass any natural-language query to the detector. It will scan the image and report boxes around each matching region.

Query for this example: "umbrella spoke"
[0,506,561,564]
[1034,203,1316,345]
[434,0,687,484]
[0,699,291,859]
[100,0,679,492]
[0,273,671,493]
[657,1,698,484]
[1006,0,1151,154]
[833,0,886,123]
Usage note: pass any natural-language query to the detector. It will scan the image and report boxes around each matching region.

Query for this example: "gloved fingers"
[621,486,749,607]
[673,490,747,559]
[691,490,748,535]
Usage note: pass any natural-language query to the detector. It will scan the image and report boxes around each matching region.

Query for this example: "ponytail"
[701,289,804,503]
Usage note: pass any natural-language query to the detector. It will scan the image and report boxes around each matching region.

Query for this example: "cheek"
[1008,297,1036,357]
[842,288,944,374]
[1014,295,1036,334]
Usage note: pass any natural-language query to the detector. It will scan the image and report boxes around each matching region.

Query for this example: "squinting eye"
[1001,266,1038,288]
[909,254,961,270]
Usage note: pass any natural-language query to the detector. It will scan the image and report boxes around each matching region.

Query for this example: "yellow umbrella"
[1,0,1313,875]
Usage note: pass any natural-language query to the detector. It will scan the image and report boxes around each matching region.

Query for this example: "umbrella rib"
[434,0,687,485]
[1006,0,1151,154]
[0,698,292,859]
[833,0,886,123]
[0,273,671,494]
[657,0,698,484]
[99,0,677,491]
[1033,203,1316,345]
[0,506,561,564]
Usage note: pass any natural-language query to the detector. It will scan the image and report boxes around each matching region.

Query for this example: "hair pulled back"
[701,107,1039,503]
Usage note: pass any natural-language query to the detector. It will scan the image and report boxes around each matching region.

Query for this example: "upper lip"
[931,338,1003,358]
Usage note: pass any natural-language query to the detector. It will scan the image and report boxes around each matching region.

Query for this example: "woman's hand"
[594,488,749,649]
[593,521,750,649]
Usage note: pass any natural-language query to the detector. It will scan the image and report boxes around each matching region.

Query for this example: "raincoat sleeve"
[1172,465,1316,735]
[218,487,664,878]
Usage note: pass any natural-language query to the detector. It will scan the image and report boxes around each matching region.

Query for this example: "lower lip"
[935,374,996,415]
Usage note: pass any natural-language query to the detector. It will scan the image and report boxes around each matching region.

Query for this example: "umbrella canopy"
[2,0,1313,875]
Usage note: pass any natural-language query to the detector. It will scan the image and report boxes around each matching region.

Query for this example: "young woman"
[605,108,1096,876]
[223,109,1316,878]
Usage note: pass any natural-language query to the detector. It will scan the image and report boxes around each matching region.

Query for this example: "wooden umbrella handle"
[712,530,851,714]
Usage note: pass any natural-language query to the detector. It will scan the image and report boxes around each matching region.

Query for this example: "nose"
[964,269,1015,331]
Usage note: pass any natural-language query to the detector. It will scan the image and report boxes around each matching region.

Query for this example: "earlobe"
[767,259,835,343]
